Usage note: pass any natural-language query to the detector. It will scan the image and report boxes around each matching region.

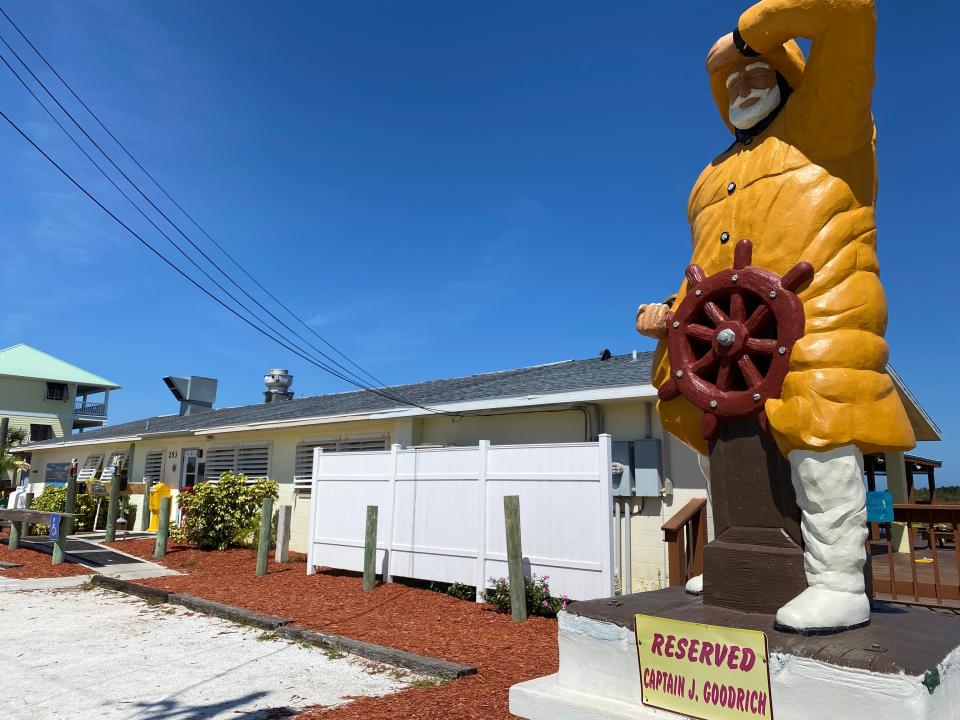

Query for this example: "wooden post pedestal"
[702,419,807,614]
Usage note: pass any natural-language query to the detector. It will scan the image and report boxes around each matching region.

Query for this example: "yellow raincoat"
[653,0,915,457]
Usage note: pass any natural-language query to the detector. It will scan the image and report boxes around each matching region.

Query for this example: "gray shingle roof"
[25,351,653,448]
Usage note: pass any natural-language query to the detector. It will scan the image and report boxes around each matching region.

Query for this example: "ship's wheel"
[657,239,813,441]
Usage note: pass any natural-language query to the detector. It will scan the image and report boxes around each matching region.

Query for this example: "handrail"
[662,497,707,532]
[662,498,709,587]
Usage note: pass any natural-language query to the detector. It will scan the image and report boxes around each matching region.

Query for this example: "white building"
[18,351,939,592]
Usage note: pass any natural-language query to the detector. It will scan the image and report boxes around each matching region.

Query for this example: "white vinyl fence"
[306,436,614,601]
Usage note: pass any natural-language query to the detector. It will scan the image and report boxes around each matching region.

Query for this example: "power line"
[0,3,390,392]
[0,43,441,416]
[0,23,388,399]
[0,106,446,414]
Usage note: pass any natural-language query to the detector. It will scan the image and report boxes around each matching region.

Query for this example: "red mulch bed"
[0,532,91,579]
[107,538,558,719]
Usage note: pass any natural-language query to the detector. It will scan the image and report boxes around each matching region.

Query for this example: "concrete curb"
[89,576,477,680]
[91,574,170,603]
[167,593,294,631]
[276,625,477,679]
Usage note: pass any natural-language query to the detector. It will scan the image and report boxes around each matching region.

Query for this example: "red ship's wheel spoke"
[745,338,777,355]
[738,355,763,387]
[703,301,728,326]
[715,357,733,392]
[691,350,718,375]
[745,304,771,334]
[729,291,746,322]
[685,324,714,342]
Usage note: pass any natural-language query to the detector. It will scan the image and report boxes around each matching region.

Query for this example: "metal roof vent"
[162,375,217,416]
[264,368,293,403]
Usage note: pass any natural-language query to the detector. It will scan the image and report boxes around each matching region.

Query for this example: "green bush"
[28,486,134,535]
[484,573,568,617]
[446,582,477,601]
[177,472,278,550]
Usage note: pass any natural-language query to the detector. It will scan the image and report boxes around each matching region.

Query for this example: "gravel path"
[0,587,410,719]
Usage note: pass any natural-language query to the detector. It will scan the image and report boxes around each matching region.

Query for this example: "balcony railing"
[74,401,107,418]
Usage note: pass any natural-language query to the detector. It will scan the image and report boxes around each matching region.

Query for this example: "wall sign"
[866,491,894,523]
[44,463,70,487]
[635,614,773,720]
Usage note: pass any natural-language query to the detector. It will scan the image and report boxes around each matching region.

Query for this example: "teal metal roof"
[0,344,120,389]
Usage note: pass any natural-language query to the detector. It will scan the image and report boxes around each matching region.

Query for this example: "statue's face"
[725,59,780,130]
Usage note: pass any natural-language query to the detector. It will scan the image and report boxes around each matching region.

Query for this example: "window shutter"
[294,438,338,488]
[236,444,270,480]
[77,454,103,482]
[294,434,388,490]
[99,450,127,483]
[143,450,164,482]
[204,446,237,482]
[337,434,389,452]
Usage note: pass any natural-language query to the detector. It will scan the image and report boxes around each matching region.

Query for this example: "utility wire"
[0,3,390,391]
[0,43,441,416]
[0,26,391,400]
[0,105,446,414]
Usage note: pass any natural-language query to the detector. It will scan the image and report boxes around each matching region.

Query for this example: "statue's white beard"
[728,85,781,130]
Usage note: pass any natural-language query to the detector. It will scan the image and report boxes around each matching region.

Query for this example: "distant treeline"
[915,486,960,503]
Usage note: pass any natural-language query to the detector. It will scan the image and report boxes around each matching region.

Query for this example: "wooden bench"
[0,509,80,553]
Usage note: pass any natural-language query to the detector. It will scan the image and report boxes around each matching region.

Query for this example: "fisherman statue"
[636,0,914,633]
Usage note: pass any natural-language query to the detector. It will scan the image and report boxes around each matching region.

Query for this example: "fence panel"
[306,436,614,601]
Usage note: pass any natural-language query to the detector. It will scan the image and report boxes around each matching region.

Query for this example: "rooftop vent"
[599,348,612,361]
[264,369,293,404]
[162,375,218,416]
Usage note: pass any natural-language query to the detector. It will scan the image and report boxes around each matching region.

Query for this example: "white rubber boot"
[685,574,703,595]
[775,445,870,634]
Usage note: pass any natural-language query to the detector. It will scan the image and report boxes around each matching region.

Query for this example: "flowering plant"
[484,573,569,617]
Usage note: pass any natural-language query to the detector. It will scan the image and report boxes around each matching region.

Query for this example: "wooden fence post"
[363,505,378,591]
[154,497,171,560]
[105,464,122,542]
[52,476,78,565]
[21,492,33,537]
[141,477,152,531]
[504,495,527,621]
[256,497,274,576]
[275,504,292,563]
[8,511,21,551]
[13,492,33,549]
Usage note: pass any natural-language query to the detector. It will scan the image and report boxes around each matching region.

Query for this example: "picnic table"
[0,509,81,561]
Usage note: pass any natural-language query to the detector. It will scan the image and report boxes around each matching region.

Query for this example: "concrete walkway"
[13,533,178,582]
[0,587,411,719]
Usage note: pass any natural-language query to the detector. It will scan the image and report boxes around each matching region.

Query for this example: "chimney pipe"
[264,369,293,403]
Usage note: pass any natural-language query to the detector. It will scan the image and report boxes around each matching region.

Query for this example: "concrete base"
[510,588,960,720]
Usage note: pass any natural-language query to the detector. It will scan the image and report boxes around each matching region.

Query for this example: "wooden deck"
[871,541,960,607]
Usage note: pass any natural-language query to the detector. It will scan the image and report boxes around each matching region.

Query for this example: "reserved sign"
[635,615,773,720]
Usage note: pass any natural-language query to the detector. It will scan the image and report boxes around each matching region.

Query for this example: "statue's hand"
[636,303,671,340]
[706,32,739,74]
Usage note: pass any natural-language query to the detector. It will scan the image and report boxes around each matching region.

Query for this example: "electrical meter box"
[632,438,662,497]
[611,441,634,496]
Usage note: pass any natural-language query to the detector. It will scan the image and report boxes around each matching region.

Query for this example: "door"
[179,448,204,489]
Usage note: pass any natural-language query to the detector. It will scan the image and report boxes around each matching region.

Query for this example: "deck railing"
[662,498,708,587]
[74,401,107,417]
[869,503,960,607]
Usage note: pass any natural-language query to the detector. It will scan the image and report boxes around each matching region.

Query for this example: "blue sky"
[0,1,956,480]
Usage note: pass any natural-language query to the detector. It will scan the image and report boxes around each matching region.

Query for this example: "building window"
[293,434,389,489]
[45,382,67,401]
[203,443,271,483]
[29,424,54,442]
